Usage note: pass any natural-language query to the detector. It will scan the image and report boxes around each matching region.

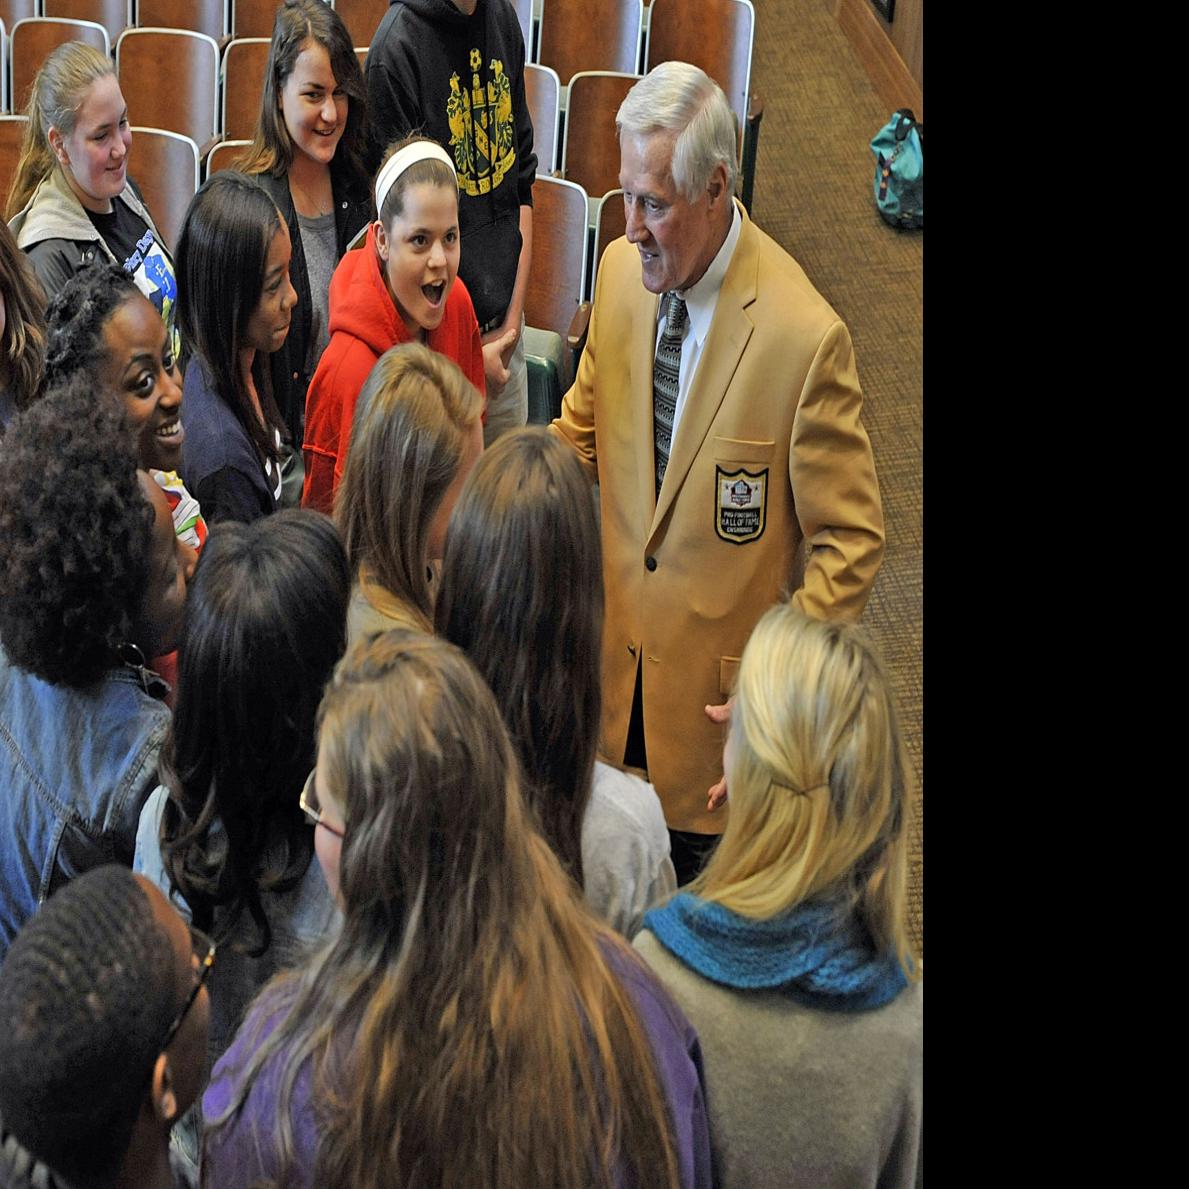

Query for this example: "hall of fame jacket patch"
[715,466,768,544]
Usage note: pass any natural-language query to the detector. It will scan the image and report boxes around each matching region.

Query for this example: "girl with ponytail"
[6,42,181,360]
[635,604,923,1188]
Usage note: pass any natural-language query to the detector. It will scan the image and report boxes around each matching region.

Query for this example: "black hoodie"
[366,0,537,332]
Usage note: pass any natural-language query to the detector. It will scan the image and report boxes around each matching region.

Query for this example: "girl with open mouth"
[300,134,485,515]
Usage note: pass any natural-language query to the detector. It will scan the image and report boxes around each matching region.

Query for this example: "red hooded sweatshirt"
[300,223,485,514]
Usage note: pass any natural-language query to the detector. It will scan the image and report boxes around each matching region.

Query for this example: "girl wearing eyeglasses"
[204,631,712,1188]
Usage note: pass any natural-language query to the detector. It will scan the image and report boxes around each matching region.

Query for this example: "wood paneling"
[834,0,922,120]
[888,0,922,90]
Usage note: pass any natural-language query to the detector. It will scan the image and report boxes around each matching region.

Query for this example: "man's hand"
[481,324,519,394]
[705,699,732,811]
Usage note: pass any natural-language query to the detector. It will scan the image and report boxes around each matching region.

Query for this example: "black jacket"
[253,164,372,447]
[365,0,537,332]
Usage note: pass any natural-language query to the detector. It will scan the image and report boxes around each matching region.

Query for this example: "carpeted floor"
[746,0,923,950]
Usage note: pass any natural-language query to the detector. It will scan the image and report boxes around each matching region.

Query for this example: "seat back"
[537,0,641,88]
[10,18,110,113]
[0,114,29,204]
[43,0,131,46]
[645,0,753,146]
[117,28,219,148]
[137,0,226,41]
[221,36,269,140]
[129,126,199,254]
[0,18,7,114]
[525,173,588,347]
[231,0,285,39]
[590,187,625,299]
[512,0,533,60]
[205,136,250,179]
[561,71,636,200]
[523,62,559,175]
[333,0,388,47]
[0,2,37,30]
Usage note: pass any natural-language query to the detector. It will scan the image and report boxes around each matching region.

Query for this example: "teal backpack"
[870,109,923,230]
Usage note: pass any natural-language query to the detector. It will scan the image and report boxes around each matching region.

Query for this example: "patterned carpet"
[746,0,924,950]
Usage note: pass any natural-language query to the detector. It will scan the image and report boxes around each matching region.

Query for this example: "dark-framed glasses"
[300,769,345,839]
[161,924,215,1052]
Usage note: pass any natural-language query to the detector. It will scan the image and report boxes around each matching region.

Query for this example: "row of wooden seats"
[4,3,760,209]
[2,0,760,426]
[0,0,386,47]
[0,89,609,427]
[515,0,761,212]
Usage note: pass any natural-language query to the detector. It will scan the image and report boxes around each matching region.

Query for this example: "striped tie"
[653,291,688,496]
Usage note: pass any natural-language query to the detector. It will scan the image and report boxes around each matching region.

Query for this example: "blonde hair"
[207,630,681,1188]
[693,605,917,978]
[335,342,482,627]
[6,42,116,220]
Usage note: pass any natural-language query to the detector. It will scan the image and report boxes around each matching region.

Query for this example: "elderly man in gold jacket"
[552,62,884,885]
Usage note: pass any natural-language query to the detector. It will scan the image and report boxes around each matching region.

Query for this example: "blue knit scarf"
[643,893,908,1011]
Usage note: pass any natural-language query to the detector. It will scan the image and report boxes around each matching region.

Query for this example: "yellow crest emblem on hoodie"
[446,55,516,196]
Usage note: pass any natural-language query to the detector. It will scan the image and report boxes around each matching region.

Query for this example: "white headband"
[374,141,457,214]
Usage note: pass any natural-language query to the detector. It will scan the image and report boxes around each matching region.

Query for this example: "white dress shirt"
[654,202,743,443]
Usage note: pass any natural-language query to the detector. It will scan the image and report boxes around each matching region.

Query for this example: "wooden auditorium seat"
[220,36,270,140]
[9,17,109,114]
[524,62,559,175]
[523,173,589,423]
[129,126,199,254]
[116,27,220,157]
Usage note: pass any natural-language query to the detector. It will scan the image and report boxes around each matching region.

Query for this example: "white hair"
[616,61,739,201]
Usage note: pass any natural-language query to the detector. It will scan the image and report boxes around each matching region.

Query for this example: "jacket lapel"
[647,207,759,544]
[632,285,661,539]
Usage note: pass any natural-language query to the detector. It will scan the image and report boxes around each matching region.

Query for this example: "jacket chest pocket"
[713,437,774,545]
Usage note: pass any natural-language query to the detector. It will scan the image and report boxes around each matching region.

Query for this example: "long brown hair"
[5,42,114,220]
[335,342,481,628]
[206,631,681,1188]
[435,428,602,887]
[237,0,368,181]
[0,219,47,414]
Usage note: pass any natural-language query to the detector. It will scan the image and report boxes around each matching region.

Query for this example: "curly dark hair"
[0,376,152,688]
[43,262,140,391]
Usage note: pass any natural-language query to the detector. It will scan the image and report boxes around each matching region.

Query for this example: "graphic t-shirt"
[87,198,182,360]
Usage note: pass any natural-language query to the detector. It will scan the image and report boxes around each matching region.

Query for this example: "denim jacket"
[0,646,170,957]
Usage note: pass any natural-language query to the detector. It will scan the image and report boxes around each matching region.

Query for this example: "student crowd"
[0,2,920,1186]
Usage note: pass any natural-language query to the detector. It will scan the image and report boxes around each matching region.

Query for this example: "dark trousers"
[624,661,719,888]
[668,828,720,887]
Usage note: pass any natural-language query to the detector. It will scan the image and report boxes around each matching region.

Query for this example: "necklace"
[289,172,332,218]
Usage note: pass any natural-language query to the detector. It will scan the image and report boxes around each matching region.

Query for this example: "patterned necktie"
[653,291,688,496]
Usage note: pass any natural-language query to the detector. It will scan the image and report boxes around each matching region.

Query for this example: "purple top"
[202,945,713,1187]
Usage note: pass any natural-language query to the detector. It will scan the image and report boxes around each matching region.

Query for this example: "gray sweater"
[581,761,676,938]
[634,930,922,1188]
